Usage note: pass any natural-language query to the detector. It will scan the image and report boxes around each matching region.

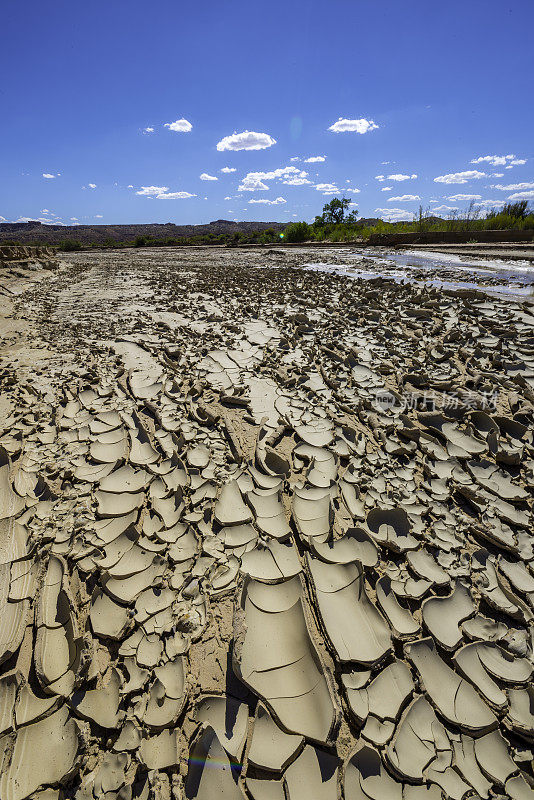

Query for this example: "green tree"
[321,197,351,224]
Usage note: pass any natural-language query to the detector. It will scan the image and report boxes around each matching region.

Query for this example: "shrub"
[134,235,147,247]
[59,239,83,252]
[283,222,312,243]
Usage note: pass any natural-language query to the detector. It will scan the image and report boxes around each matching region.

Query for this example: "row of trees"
[283,197,533,243]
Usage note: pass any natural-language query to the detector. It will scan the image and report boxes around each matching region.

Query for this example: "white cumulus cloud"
[142,127,154,134]
[434,170,486,184]
[432,205,458,213]
[200,173,218,181]
[388,194,421,202]
[239,166,305,191]
[389,174,418,181]
[248,196,286,205]
[446,194,482,201]
[220,167,236,173]
[136,186,169,196]
[507,190,534,200]
[135,185,195,199]
[238,176,269,191]
[164,119,193,132]
[493,182,534,191]
[345,187,361,193]
[328,118,378,134]
[304,156,326,163]
[216,130,276,151]
[381,187,392,191]
[88,183,97,189]
[42,173,55,179]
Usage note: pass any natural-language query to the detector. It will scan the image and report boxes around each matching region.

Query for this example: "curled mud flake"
[306,555,392,666]
[311,526,379,567]
[195,694,249,761]
[283,744,339,800]
[405,637,497,734]
[366,507,419,553]
[233,576,337,743]
[214,480,253,526]
[344,742,403,800]
[184,726,244,800]
[421,580,476,650]
[292,486,332,544]
[376,576,420,639]
[0,705,78,800]
[70,666,124,729]
[248,701,304,772]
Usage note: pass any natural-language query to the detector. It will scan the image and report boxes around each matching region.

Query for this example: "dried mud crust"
[0,245,533,800]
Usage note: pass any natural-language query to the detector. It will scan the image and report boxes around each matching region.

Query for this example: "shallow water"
[300,247,534,300]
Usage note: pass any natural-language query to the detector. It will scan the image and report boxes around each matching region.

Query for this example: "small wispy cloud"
[142,126,154,134]
[200,173,218,181]
[432,205,458,213]
[328,118,378,134]
[42,173,55,179]
[388,194,420,202]
[389,174,417,181]
[381,187,392,191]
[446,194,482,201]
[248,196,286,205]
[88,183,97,189]
[304,156,326,163]
[220,167,236,173]
[477,199,506,207]
[216,130,276,151]
[375,207,415,221]
[156,191,197,199]
[282,176,312,185]
[471,154,526,167]
[164,119,193,132]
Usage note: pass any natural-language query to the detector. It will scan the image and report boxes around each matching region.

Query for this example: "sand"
[0,244,533,799]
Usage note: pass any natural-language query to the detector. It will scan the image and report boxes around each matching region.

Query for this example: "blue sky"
[1,0,533,226]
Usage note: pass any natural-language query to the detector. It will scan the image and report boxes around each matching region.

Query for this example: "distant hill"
[0,219,288,246]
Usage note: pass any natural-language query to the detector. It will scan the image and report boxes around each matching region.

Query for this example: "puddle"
[300,247,534,301]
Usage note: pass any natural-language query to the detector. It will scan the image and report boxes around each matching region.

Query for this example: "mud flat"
[0,245,533,799]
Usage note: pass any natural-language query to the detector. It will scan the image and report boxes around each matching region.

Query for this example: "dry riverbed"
[1,245,534,800]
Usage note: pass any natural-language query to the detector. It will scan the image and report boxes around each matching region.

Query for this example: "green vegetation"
[58,239,83,252]
[46,227,283,252]
[289,196,534,243]
[283,222,312,242]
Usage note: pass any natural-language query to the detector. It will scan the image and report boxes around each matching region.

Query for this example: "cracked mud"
[1,244,534,800]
